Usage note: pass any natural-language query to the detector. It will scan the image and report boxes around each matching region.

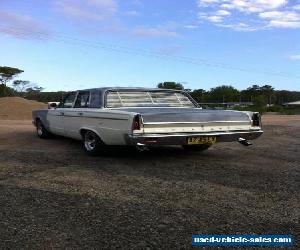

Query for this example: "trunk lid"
[115,108,253,134]
[115,108,251,123]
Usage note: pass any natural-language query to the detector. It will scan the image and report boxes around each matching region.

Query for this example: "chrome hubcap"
[84,132,96,151]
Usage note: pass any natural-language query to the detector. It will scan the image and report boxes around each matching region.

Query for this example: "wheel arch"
[79,127,105,144]
[35,116,47,127]
[35,116,41,122]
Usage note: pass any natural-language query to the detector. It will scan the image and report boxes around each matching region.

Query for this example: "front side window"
[61,92,77,108]
[74,91,90,108]
[106,91,195,108]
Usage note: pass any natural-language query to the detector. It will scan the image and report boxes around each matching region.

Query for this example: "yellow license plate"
[187,136,216,145]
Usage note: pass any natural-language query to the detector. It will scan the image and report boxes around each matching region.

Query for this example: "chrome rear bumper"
[126,130,263,146]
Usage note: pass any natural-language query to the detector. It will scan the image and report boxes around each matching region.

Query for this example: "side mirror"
[48,102,58,109]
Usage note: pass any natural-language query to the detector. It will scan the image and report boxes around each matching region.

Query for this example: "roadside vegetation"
[1,66,300,114]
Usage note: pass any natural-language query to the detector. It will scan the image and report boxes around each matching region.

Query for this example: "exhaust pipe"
[238,138,253,146]
[136,143,149,152]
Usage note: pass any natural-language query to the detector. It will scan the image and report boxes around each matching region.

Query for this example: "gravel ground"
[0,115,299,249]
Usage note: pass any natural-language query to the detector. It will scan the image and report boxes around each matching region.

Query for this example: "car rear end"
[104,88,263,148]
[128,109,263,147]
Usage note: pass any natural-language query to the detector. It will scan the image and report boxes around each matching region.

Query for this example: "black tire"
[82,130,105,156]
[36,119,52,139]
[182,144,211,151]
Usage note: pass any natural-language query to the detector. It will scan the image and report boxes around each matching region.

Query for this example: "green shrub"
[266,105,283,112]
[281,109,296,115]
[231,105,266,114]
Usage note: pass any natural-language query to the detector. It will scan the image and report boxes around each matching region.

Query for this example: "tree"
[190,89,207,103]
[260,85,275,105]
[12,80,30,93]
[241,84,261,102]
[157,82,184,90]
[253,95,267,113]
[208,85,240,103]
[26,86,44,93]
[0,66,24,86]
[253,95,267,107]
[33,86,44,92]
[0,84,15,97]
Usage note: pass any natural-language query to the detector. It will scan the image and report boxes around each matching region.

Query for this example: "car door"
[47,92,77,135]
[63,91,91,138]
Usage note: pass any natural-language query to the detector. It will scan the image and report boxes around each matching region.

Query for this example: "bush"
[232,105,299,115]
[266,105,283,113]
[0,84,15,97]
[231,105,266,114]
[281,109,296,115]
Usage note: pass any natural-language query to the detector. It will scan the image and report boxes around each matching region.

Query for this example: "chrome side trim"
[143,121,251,125]
[132,130,263,138]
[47,113,128,120]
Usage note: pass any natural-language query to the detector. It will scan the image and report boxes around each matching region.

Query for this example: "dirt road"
[0,115,299,249]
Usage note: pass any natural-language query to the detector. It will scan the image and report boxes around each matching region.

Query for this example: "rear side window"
[74,91,90,108]
[61,92,77,108]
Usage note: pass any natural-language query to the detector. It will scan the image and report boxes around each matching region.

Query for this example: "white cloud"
[53,1,183,37]
[184,25,199,29]
[197,0,220,7]
[132,26,179,38]
[259,11,300,21]
[220,0,288,13]
[0,10,50,40]
[207,15,223,22]
[54,0,118,21]
[197,0,300,31]
[269,20,300,28]
[198,0,288,11]
[198,9,231,23]
[125,10,141,16]
[259,11,300,28]
[288,54,300,60]
[52,0,126,34]
[215,10,231,16]
[218,22,259,31]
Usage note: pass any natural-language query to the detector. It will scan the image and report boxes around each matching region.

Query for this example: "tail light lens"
[252,113,261,127]
[132,115,141,131]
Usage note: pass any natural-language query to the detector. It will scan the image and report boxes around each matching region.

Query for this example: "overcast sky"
[0,0,299,91]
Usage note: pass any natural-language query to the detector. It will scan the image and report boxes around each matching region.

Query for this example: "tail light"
[252,113,261,127]
[132,115,141,131]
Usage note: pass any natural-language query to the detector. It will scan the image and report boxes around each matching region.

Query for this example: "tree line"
[158,82,300,105]
[1,66,300,106]
[0,66,44,97]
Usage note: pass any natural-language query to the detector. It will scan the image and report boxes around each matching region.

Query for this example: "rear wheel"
[82,130,105,156]
[36,120,52,139]
[182,144,211,151]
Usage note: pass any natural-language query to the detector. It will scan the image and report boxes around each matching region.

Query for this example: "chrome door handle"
[78,112,83,116]
[60,112,64,115]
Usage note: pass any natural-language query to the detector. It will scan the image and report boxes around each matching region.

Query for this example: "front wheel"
[82,130,105,156]
[182,144,211,151]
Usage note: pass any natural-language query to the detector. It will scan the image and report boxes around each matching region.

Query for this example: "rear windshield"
[106,90,195,108]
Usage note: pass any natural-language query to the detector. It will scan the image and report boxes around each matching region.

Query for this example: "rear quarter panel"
[64,109,136,145]
[32,110,50,129]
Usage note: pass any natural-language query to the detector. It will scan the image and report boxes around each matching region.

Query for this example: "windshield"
[106,90,196,108]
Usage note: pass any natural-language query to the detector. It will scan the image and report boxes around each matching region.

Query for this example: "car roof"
[78,87,185,92]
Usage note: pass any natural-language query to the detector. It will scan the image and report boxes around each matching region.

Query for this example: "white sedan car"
[32,87,263,155]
